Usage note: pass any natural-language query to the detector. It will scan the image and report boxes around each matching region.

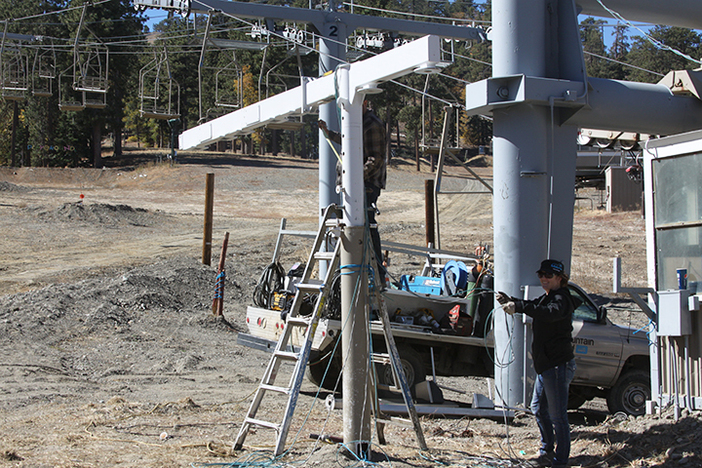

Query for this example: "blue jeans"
[531,359,576,467]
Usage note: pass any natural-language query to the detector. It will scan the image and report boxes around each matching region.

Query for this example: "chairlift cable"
[197,11,213,122]
[595,0,702,66]
[340,2,491,25]
[449,50,491,67]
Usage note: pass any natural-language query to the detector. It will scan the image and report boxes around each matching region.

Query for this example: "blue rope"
[339,263,364,275]
[213,271,226,300]
[633,318,656,345]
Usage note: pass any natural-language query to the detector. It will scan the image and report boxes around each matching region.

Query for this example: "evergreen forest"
[1,0,700,167]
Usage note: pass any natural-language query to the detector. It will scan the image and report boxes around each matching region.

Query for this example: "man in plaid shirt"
[319,99,388,282]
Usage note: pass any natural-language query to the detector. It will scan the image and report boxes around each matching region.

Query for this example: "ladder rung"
[285,317,310,327]
[274,350,300,361]
[371,353,391,365]
[376,383,400,392]
[260,383,291,394]
[295,283,323,292]
[313,251,335,261]
[376,416,413,428]
[245,417,281,432]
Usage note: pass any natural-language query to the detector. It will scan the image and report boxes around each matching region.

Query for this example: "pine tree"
[626,26,701,83]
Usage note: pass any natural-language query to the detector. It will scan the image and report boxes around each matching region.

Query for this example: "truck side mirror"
[598,305,608,323]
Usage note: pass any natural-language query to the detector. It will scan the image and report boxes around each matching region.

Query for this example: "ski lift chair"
[197,13,266,122]
[31,46,56,97]
[84,90,106,109]
[214,54,243,109]
[1,44,30,101]
[139,46,180,120]
[58,66,85,111]
[73,41,109,94]
[267,115,304,131]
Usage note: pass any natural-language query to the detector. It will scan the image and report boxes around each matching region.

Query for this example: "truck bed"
[241,286,494,353]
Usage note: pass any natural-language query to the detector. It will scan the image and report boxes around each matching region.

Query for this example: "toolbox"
[399,275,442,295]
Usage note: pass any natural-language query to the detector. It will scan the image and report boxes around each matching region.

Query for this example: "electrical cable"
[252,262,285,309]
[583,50,665,77]
[340,1,491,25]
[595,0,702,66]
[319,126,343,164]
[448,50,492,67]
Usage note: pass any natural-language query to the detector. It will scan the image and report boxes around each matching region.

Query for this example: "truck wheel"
[307,350,342,392]
[378,346,426,388]
[606,370,650,416]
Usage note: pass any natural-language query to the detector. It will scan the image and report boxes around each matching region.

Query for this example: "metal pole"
[492,0,550,409]
[318,19,346,278]
[685,335,692,410]
[203,173,215,265]
[198,13,213,123]
[337,64,371,458]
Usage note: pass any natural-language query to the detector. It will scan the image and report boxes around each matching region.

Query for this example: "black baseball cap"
[537,259,565,275]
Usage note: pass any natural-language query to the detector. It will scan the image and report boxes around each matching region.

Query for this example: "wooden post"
[424,179,435,249]
[203,173,215,265]
[212,232,230,316]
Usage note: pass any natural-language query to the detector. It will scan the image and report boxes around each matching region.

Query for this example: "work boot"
[531,450,555,467]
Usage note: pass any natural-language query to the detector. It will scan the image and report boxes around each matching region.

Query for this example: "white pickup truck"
[240,269,651,416]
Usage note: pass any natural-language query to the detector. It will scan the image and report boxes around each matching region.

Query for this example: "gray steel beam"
[565,78,702,135]
[467,75,702,136]
[176,0,485,40]
[466,75,702,135]
[576,0,702,30]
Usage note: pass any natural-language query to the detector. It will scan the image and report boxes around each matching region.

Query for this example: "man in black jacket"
[497,259,576,468]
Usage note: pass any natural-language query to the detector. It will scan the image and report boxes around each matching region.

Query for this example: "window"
[569,286,599,322]
[652,152,702,291]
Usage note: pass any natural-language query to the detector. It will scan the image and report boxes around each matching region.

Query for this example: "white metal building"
[644,132,702,413]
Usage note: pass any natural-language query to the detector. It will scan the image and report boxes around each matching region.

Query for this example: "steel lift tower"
[466,0,702,409]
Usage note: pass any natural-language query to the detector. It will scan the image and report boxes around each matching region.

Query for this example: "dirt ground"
[1,150,700,468]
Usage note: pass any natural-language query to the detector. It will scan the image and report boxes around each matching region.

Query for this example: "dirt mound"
[0,181,29,192]
[0,256,245,381]
[34,202,160,226]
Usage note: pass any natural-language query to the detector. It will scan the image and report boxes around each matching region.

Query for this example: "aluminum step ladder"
[234,204,425,455]
[369,285,427,450]
[234,204,342,456]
